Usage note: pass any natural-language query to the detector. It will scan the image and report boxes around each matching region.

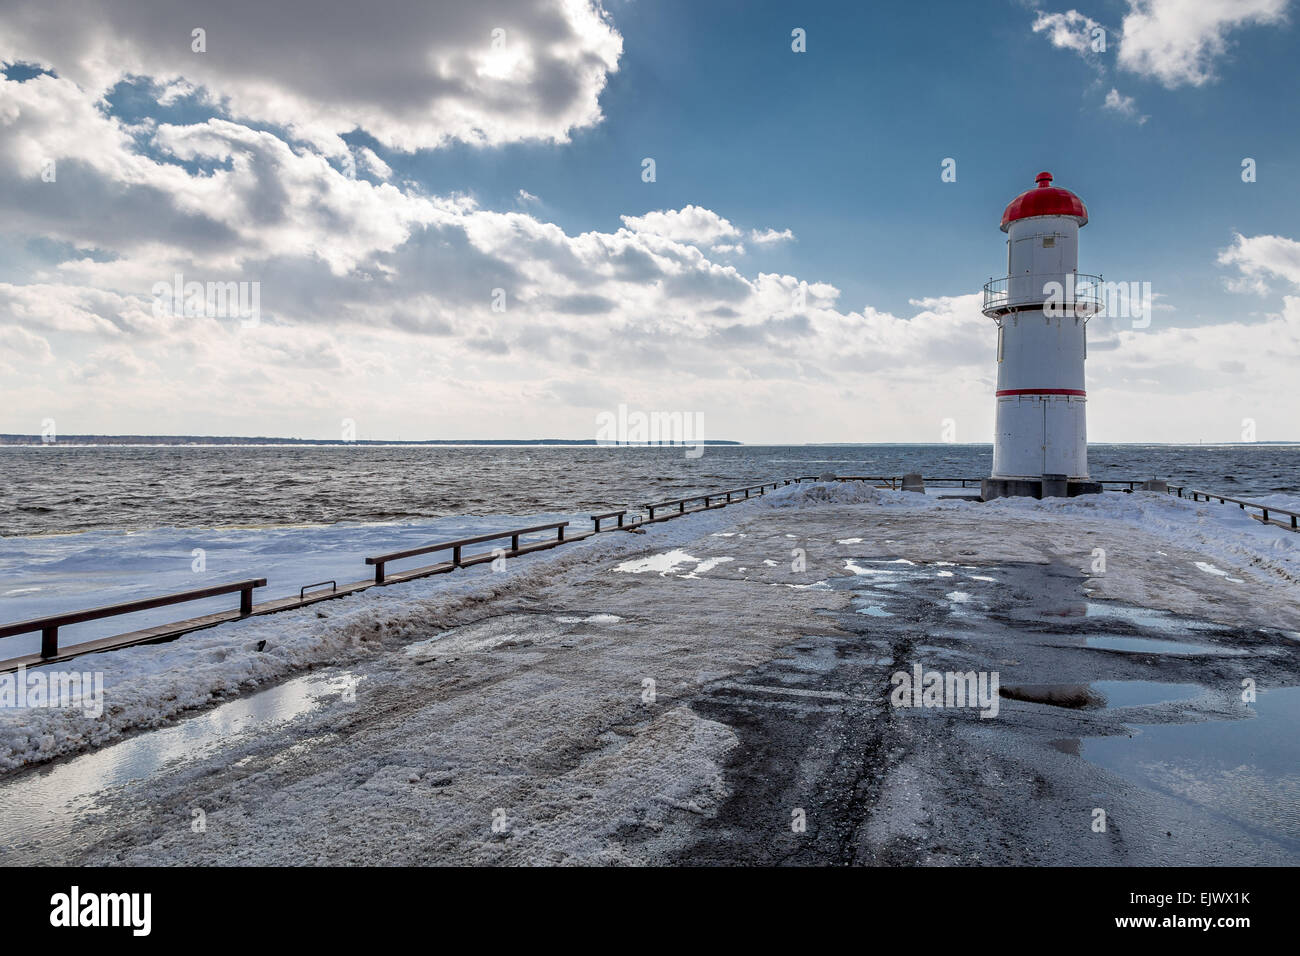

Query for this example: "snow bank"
[759,480,914,508]
[983,490,1300,586]
[762,480,1300,588]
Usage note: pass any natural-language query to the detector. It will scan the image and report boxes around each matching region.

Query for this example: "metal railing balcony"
[982,273,1104,318]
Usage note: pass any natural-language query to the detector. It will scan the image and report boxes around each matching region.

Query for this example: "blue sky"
[416,0,1299,320]
[1,0,1298,443]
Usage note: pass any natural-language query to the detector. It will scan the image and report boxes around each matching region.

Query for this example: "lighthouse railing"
[983,273,1104,317]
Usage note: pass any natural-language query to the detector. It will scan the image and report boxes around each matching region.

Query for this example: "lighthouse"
[980,172,1104,500]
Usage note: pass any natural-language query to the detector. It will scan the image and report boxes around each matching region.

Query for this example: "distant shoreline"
[0,436,742,447]
[0,436,1296,448]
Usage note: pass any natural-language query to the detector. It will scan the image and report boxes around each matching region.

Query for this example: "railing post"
[374,562,385,585]
[617,514,624,527]
[557,525,565,542]
[41,625,58,659]
[1262,508,1270,522]
[679,502,685,514]
[453,545,462,566]
[512,533,521,550]
[240,586,253,616]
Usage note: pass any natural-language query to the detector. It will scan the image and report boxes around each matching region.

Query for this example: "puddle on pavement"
[1084,635,1248,656]
[1082,686,1300,849]
[1084,602,1218,632]
[1090,680,1203,708]
[856,604,895,618]
[0,670,357,856]
[1003,680,1206,710]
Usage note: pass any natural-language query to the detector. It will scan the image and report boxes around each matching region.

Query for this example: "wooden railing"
[364,522,568,584]
[0,579,266,659]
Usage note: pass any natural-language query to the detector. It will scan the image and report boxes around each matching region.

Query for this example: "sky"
[1,0,1298,444]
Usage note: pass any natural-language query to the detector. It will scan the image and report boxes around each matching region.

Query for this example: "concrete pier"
[981,477,1104,500]
[5,492,1297,866]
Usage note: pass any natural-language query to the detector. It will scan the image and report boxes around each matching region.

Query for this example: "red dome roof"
[999,171,1088,232]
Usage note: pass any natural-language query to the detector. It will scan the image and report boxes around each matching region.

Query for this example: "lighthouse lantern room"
[980,172,1104,500]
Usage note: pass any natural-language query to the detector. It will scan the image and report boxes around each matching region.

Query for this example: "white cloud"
[1117,0,1289,88]
[0,0,623,153]
[750,227,795,246]
[1032,9,1106,55]
[1,22,1297,443]
[1218,233,1300,295]
[1102,87,1148,123]
[620,205,741,246]
[355,147,392,180]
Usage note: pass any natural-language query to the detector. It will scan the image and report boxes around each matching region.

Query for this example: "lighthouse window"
[1042,236,1056,248]
[997,325,1004,362]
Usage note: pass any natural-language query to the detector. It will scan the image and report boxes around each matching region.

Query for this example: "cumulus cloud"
[1,5,1296,443]
[1218,233,1300,295]
[620,205,741,247]
[0,0,624,153]
[1117,0,1289,88]
[1030,0,1287,122]
[750,227,795,246]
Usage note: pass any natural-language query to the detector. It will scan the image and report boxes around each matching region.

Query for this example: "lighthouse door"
[1041,399,1050,474]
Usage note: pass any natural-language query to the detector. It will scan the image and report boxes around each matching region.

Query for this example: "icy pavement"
[1,483,1298,864]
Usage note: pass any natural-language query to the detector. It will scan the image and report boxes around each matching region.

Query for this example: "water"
[1089,680,1202,708]
[0,670,356,856]
[1083,635,1250,656]
[1082,687,1300,849]
[2,443,1298,537]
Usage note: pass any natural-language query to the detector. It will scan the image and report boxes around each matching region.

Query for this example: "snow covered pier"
[1,481,1297,865]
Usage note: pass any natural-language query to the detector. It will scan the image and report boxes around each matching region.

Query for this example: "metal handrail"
[591,510,637,532]
[983,272,1104,317]
[1187,489,1299,528]
[364,522,569,583]
[642,481,784,519]
[0,578,267,659]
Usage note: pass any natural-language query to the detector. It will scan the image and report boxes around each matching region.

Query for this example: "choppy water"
[3,443,1298,537]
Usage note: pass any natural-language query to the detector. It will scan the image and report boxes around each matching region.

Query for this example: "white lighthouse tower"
[981,172,1103,500]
